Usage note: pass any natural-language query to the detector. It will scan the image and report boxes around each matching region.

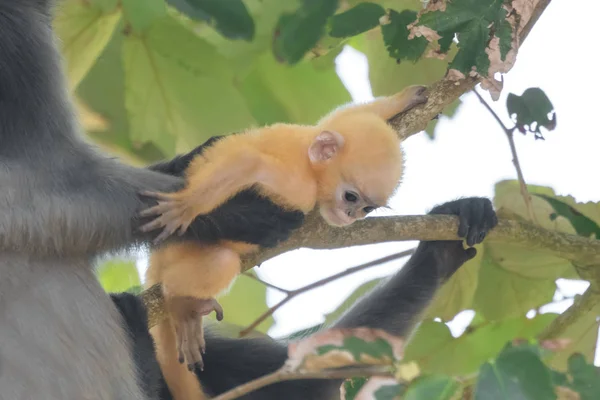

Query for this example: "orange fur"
[145,85,427,400]
[149,320,207,400]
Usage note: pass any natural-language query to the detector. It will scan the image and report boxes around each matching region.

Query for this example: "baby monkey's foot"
[400,85,429,113]
[138,191,196,243]
[167,296,224,371]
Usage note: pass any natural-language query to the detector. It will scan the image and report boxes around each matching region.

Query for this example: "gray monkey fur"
[0,1,181,399]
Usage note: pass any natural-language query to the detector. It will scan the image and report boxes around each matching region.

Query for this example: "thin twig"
[242,272,291,294]
[473,88,513,132]
[211,365,394,400]
[473,88,537,224]
[238,248,415,337]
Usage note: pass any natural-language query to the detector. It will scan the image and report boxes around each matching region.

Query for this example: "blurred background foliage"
[54,0,459,335]
[51,0,600,397]
[55,0,457,167]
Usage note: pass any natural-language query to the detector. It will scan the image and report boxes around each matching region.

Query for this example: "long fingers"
[187,318,203,371]
[175,324,186,364]
[139,201,175,218]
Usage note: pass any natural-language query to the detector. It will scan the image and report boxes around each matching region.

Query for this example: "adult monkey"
[0,1,302,399]
[113,197,498,399]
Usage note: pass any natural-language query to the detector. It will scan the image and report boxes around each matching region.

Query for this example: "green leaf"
[562,353,600,399]
[238,52,351,125]
[273,0,339,64]
[484,242,574,280]
[474,344,556,400]
[76,25,166,165]
[317,336,396,360]
[506,87,556,140]
[166,0,255,41]
[97,258,141,293]
[93,0,120,12]
[493,180,578,237]
[416,0,507,76]
[497,18,513,61]
[126,285,144,295]
[405,315,557,377]
[373,383,403,399]
[381,10,428,62]
[121,0,167,33]
[534,194,600,239]
[404,321,457,375]
[328,3,385,38]
[54,1,122,90]
[342,377,369,400]
[473,247,557,320]
[207,272,273,333]
[286,328,403,372]
[347,0,421,8]
[448,20,490,75]
[545,299,600,371]
[182,0,300,67]
[350,377,404,399]
[122,16,256,155]
[404,375,461,400]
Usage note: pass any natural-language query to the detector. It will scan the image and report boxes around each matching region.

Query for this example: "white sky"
[138,0,600,364]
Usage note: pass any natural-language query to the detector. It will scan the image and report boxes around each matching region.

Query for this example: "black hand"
[424,197,498,281]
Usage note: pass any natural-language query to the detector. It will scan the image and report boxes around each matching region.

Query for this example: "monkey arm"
[140,150,315,243]
[147,136,305,249]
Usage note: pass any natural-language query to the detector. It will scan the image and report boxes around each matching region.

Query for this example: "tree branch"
[238,249,415,337]
[242,272,291,294]
[210,365,394,400]
[537,285,600,341]
[473,88,537,224]
[537,261,600,341]
[141,0,557,327]
[144,213,600,328]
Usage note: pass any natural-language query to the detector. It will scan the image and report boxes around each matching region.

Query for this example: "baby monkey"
[140,85,427,400]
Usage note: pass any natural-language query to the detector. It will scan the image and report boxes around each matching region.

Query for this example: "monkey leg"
[335,85,429,121]
[166,295,224,369]
[147,243,242,370]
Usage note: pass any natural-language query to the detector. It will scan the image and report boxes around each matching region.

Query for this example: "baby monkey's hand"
[166,295,224,372]
[138,190,197,243]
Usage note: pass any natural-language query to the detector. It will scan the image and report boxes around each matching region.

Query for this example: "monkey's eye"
[363,206,376,214]
[344,191,358,203]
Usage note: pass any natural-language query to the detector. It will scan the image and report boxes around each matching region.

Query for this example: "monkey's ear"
[308,131,345,163]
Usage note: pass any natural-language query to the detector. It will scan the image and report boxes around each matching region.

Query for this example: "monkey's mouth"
[320,206,354,227]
